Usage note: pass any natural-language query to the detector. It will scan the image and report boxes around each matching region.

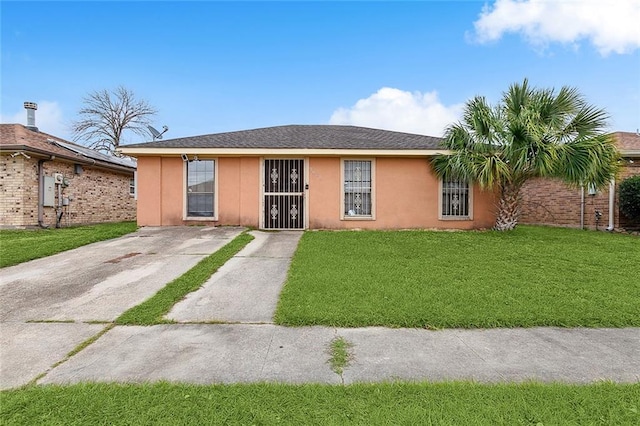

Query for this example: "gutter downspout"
[606,179,615,231]
[580,185,585,230]
[37,156,54,228]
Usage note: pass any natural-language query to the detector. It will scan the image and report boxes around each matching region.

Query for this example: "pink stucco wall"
[135,155,496,229]
[217,157,260,226]
[307,157,495,229]
[136,157,161,226]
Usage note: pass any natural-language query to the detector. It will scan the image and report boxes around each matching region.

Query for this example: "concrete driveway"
[1,226,244,323]
[0,226,244,389]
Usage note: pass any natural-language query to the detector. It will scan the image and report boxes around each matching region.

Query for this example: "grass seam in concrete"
[115,232,255,326]
[328,335,353,384]
[25,323,115,388]
[62,323,116,360]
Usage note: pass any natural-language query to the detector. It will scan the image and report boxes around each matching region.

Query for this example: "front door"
[263,159,305,230]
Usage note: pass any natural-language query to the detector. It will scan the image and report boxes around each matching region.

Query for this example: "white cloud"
[472,0,640,55]
[0,101,67,137]
[329,87,463,137]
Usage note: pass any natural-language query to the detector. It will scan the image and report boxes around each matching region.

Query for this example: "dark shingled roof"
[123,125,444,150]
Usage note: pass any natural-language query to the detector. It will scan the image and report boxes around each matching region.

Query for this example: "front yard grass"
[275,226,640,328]
[2,382,638,425]
[0,221,138,268]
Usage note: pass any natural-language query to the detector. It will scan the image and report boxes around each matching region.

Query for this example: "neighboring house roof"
[613,131,640,157]
[0,124,136,172]
[120,125,447,156]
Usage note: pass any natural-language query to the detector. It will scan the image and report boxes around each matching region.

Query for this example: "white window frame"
[183,158,218,221]
[340,158,375,220]
[129,173,137,199]
[439,177,473,220]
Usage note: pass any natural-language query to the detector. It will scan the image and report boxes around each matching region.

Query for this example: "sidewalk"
[39,324,640,386]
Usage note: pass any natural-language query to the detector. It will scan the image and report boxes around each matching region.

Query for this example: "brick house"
[0,119,137,228]
[520,132,640,231]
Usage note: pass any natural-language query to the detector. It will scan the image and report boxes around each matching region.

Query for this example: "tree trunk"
[494,183,521,231]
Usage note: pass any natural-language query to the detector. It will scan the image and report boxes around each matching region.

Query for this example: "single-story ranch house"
[1,109,136,228]
[120,125,497,230]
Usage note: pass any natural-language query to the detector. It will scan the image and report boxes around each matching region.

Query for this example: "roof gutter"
[118,147,453,157]
[620,149,640,158]
[1,144,136,173]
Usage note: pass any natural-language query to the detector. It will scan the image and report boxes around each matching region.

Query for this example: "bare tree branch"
[71,86,157,155]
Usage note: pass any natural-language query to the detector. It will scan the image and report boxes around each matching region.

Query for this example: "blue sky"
[2,1,639,145]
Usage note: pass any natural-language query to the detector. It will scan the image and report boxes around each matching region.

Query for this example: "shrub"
[619,175,640,221]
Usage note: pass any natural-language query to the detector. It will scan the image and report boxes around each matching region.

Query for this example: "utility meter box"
[54,173,64,184]
[44,176,55,207]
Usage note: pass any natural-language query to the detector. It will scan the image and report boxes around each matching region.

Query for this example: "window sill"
[341,216,375,221]
[184,216,218,221]
[439,216,472,221]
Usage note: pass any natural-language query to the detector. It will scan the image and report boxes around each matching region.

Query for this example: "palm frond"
[555,134,620,188]
[433,78,618,194]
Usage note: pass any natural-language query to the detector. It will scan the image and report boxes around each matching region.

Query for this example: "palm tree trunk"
[494,183,521,231]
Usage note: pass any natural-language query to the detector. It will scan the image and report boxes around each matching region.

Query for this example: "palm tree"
[432,79,620,231]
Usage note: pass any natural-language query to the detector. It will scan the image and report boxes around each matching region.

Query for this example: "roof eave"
[620,149,640,158]
[1,144,136,173]
[118,147,451,157]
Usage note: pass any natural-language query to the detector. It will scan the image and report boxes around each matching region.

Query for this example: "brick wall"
[520,163,640,230]
[0,154,136,228]
[0,154,29,226]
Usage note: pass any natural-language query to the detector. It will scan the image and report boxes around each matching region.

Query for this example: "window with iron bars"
[441,177,470,218]
[343,160,372,217]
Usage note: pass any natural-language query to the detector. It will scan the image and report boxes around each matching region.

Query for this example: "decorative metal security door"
[263,159,305,230]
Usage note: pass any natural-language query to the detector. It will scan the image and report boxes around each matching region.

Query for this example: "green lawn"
[2,382,638,425]
[275,226,640,328]
[0,222,138,268]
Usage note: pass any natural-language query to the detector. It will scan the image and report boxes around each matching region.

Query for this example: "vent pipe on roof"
[24,102,38,132]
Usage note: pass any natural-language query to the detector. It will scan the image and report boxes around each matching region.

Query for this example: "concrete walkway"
[167,231,302,323]
[2,228,639,390]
